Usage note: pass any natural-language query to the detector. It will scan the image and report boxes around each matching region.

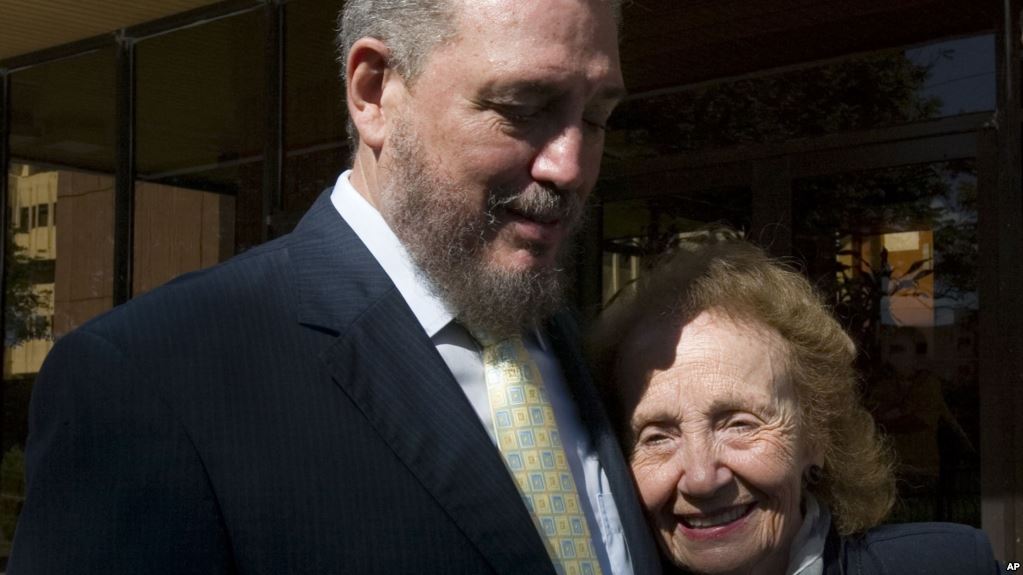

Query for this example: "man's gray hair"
[337,0,458,149]
[336,0,623,149]
[338,0,456,89]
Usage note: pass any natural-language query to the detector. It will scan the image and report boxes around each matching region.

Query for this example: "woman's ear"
[801,439,826,486]
[346,37,404,150]
[801,436,825,471]
[806,440,825,468]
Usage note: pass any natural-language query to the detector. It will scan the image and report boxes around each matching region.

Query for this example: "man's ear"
[346,37,404,150]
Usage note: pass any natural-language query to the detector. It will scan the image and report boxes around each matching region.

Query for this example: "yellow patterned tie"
[480,335,604,575]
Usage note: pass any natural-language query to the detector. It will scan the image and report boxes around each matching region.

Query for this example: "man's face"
[377,0,624,334]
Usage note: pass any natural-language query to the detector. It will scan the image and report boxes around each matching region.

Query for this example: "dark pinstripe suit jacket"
[9,190,661,575]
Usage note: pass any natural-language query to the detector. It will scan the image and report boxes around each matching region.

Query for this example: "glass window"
[606,35,996,161]
[16,209,27,234]
[134,9,265,292]
[601,187,751,303]
[794,160,980,526]
[36,204,49,228]
[905,35,996,117]
[8,51,116,172]
[283,0,347,227]
[3,47,117,561]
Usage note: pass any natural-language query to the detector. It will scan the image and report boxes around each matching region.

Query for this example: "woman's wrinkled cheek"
[631,451,679,511]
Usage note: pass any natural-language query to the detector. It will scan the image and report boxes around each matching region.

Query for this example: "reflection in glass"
[133,183,235,296]
[3,48,117,559]
[2,164,117,556]
[5,164,57,374]
[8,51,116,173]
[136,8,264,255]
[905,35,996,117]
[606,34,996,161]
[601,188,751,303]
[284,0,347,223]
[794,161,980,526]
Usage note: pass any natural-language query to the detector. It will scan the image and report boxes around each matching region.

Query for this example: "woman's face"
[620,310,818,575]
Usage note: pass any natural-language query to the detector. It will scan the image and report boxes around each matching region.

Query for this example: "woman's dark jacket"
[823,522,1002,575]
[663,522,1001,574]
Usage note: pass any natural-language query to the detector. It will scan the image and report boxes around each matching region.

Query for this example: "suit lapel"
[322,295,556,575]
[288,191,556,575]
[546,313,663,575]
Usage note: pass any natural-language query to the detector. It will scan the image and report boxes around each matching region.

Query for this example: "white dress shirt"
[330,171,633,575]
[785,494,831,575]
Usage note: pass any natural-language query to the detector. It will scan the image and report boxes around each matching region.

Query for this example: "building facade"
[1,0,1021,567]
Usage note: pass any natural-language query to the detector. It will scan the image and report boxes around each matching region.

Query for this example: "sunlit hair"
[336,0,623,149]
[589,230,896,535]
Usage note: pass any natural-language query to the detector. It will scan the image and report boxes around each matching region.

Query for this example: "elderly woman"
[590,236,1000,575]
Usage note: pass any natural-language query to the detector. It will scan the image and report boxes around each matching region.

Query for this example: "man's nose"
[530,122,590,192]
[675,436,732,499]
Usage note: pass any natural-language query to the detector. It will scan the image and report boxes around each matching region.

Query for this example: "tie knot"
[467,327,520,349]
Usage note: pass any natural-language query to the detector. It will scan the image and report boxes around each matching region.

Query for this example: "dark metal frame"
[1,40,111,74]
[113,33,135,306]
[979,0,1022,561]
[0,68,10,454]
[124,0,263,40]
[0,69,9,321]
[263,1,285,242]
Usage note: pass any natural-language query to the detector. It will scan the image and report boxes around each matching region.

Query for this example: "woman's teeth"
[683,505,750,528]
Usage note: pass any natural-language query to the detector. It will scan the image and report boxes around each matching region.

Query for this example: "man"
[9,0,660,573]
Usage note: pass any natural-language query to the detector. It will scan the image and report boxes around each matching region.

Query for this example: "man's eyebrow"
[484,81,563,100]
[483,81,627,103]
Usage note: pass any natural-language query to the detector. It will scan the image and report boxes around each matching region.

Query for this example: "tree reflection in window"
[605,35,993,163]
[794,161,980,526]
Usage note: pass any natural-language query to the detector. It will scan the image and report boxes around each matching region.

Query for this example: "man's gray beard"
[379,119,585,338]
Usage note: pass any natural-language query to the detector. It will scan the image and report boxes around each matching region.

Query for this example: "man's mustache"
[486,184,585,228]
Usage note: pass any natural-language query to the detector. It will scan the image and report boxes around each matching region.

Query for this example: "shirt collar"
[329,170,454,337]
[786,492,831,575]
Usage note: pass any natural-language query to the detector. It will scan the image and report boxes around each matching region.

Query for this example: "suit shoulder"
[847,522,999,574]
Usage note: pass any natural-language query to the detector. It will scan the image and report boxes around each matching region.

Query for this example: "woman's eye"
[643,433,667,444]
[723,414,758,432]
[636,427,674,447]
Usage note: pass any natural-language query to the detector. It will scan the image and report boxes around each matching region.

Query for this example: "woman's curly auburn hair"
[589,233,896,535]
